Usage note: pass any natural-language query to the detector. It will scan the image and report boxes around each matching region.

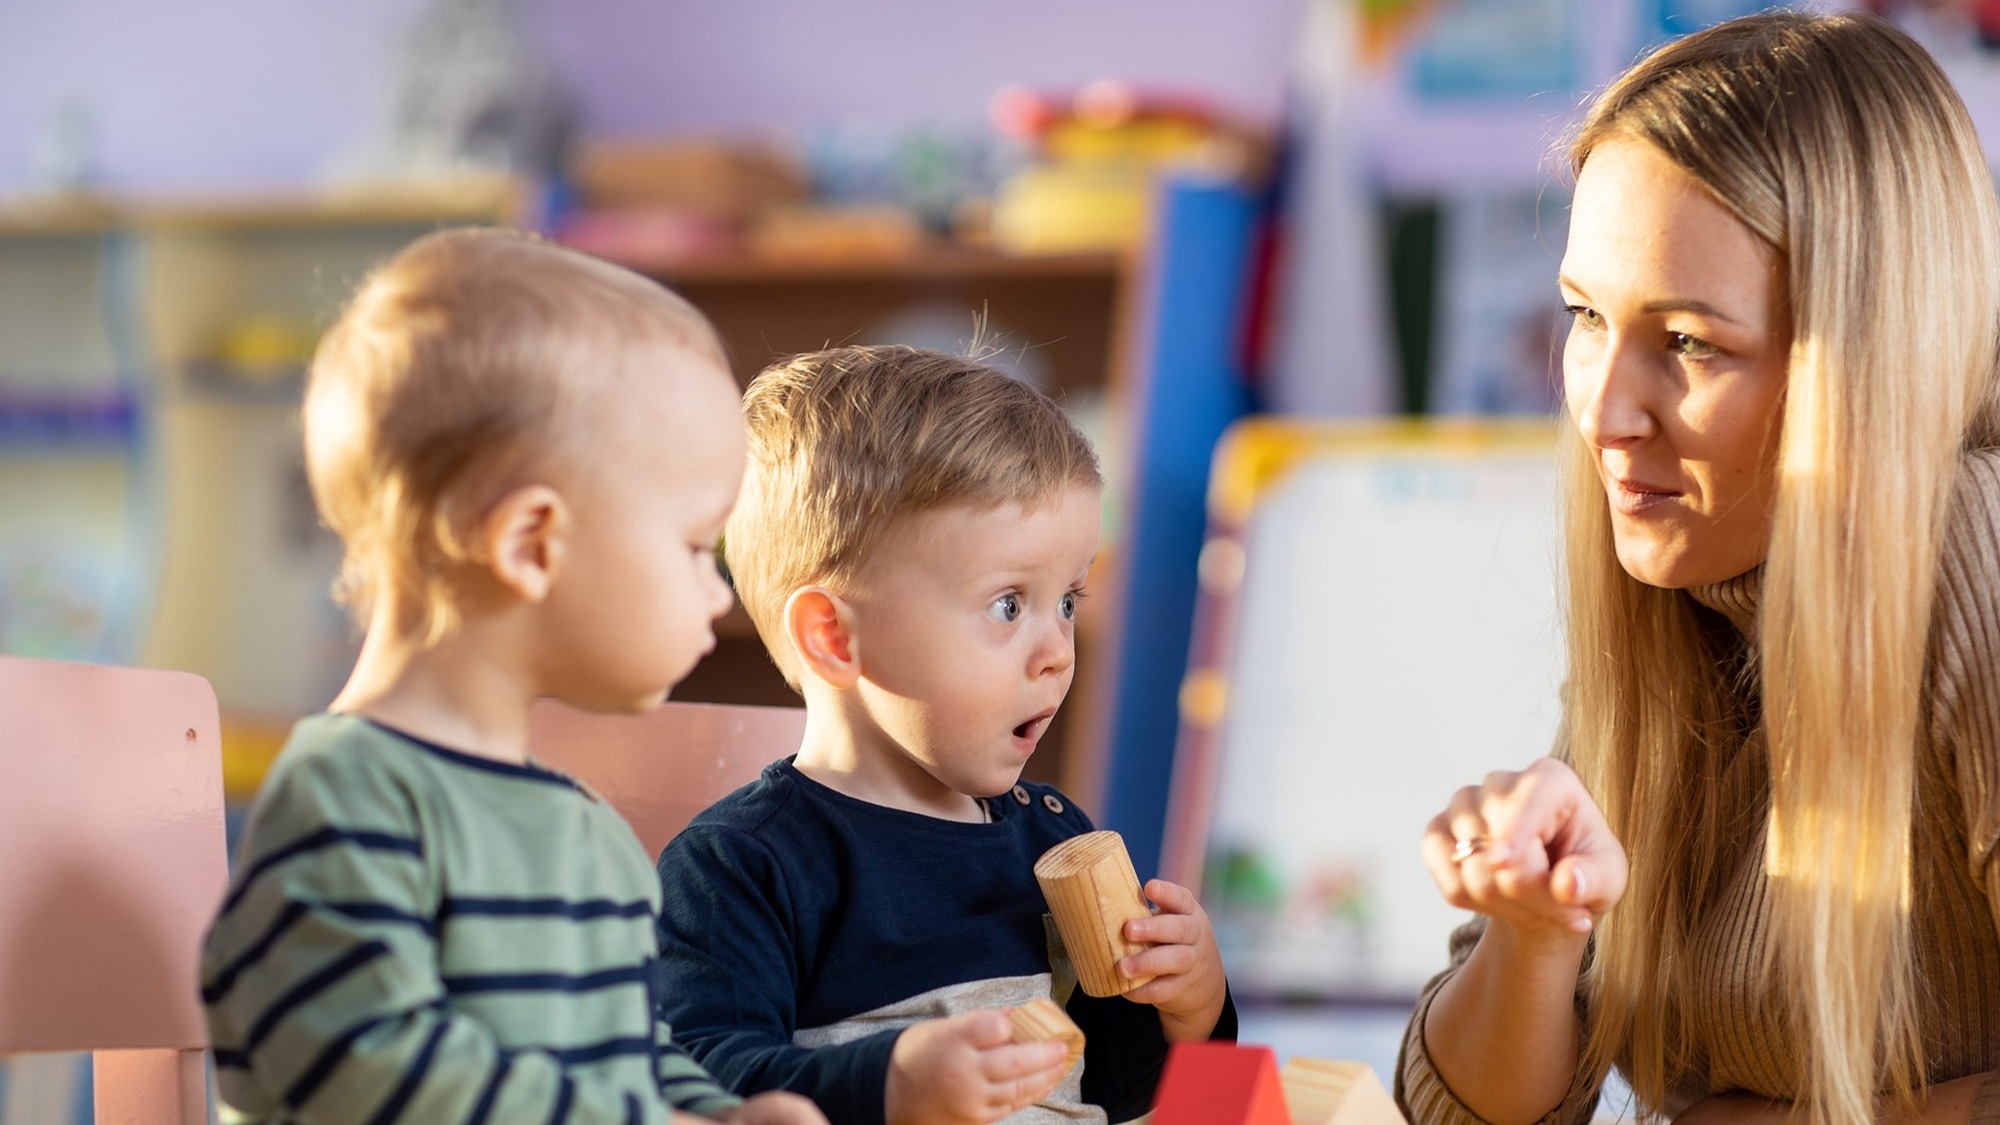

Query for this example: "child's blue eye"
[1059,592,1078,621]
[989,594,1022,624]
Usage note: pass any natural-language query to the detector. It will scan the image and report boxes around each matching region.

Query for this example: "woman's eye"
[988,594,1022,624]
[1561,303,1602,329]
[1668,331,1718,359]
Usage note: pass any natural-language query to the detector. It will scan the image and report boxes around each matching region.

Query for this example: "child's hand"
[1118,879,1228,1042]
[886,1009,1070,1125]
[713,1091,830,1125]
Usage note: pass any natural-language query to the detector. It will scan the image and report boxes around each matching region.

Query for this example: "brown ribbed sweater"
[1396,450,2000,1125]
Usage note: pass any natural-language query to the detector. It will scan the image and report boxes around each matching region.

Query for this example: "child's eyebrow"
[978,556,1097,581]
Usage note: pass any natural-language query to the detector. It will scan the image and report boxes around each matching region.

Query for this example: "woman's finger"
[1421,815,1474,907]
[1479,758,1593,867]
[1446,786,1507,865]
[1551,844,1627,913]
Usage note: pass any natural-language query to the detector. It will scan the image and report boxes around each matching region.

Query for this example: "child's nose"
[1033,622,1075,678]
[705,558,735,618]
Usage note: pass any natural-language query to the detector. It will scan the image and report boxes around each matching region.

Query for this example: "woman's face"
[1560,136,1791,589]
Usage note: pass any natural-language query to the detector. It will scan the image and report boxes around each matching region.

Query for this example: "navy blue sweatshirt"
[654,759,1236,1124]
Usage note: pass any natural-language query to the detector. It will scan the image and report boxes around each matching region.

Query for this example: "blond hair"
[727,345,1102,686]
[304,227,724,645]
[1561,13,2000,1124]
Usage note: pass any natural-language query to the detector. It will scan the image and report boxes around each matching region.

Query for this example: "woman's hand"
[1422,757,1629,942]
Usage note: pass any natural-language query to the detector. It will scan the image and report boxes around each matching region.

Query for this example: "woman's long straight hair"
[1561,13,2000,1124]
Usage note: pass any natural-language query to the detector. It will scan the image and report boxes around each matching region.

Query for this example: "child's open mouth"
[1013,709,1057,744]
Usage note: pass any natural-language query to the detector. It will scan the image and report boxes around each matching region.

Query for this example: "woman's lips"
[1611,476,1681,515]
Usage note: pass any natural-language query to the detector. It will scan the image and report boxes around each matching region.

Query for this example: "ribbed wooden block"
[1280,1058,1407,1125]
[1034,829,1156,997]
[1008,997,1085,1075]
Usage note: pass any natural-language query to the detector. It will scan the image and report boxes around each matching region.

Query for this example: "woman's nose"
[1567,333,1655,449]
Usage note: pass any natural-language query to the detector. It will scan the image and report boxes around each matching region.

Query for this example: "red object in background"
[1865,0,2000,46]
[1152,1042,1292,1125]
[1979,0,2000,46]
[987,81,1222,140]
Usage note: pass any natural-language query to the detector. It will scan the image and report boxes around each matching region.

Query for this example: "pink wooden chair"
[0,655,228,1125]
[528,699,806,859]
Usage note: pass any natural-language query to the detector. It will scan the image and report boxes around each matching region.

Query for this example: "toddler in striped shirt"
[200,229,825,1125]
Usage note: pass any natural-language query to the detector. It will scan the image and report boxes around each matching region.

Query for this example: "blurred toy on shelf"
[987,81,1265,255]
[1401,0,1579,101]
[554,137,806,267]
[0,382,137,448]
[1356,0,1442,64]
[27,98,96,194]
[218,315,315,381]
[550,92,1272,267]
[747,203,925,261]
[333,0,575,184]
[799,122,1014,240]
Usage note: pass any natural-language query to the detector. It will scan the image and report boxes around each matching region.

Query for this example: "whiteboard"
[1176,424,1565,999]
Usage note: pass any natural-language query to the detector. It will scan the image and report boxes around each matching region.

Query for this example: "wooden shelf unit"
[0,186,1142,796]
[635,244,1141,791]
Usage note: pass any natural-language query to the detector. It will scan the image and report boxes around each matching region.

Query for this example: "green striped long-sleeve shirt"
[201,713,742,1125]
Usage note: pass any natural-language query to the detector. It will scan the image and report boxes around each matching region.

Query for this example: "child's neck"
[793,707,987,824]
[331,608,536,765]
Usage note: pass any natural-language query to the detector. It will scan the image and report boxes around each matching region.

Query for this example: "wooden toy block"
[1034,829,1157,997]
[1008,997,1085,1075]
[1281,1058,1408,1125]
[1150,1041,1291,1125]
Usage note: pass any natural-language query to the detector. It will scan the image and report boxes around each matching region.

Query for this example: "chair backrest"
[528,699,806,859]
[0,654,227,1125]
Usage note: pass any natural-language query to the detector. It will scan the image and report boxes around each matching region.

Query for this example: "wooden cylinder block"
[1008,997,1085,1075]
[1034,830,1156,997]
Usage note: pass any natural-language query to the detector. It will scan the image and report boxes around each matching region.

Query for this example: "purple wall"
[0,0,1302,195]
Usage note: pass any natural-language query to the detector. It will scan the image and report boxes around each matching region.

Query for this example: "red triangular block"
[1152,1041,1292,1125]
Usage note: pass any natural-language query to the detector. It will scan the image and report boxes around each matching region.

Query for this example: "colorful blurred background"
[3,0,1990,1120]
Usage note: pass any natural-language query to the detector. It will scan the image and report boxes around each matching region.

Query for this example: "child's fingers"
[1118,975,1177,1006]
[987,1054,1068,1116]
[1142,878,1199,914]
[978,1041,1069,1083]
[955,1009,1016,1049]
[1119,941,1197,984]
[1124,909,1201,947]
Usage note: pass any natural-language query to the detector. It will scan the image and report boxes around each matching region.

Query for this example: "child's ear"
[785,586,858,688]
[482,484,569,603]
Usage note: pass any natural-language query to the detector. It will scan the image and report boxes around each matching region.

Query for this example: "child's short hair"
[304,227,724,645]
[728,344,1102,686]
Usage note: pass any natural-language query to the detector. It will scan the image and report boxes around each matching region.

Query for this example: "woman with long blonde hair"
[1400,11,2000,1125]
